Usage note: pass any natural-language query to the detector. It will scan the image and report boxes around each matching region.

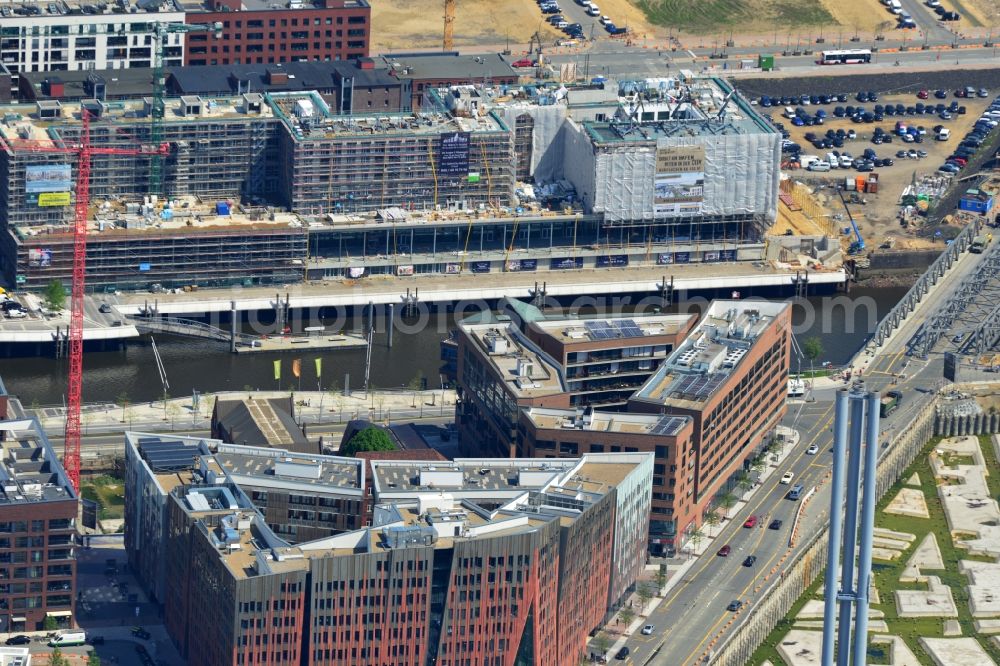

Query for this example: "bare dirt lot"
[368,0,992,52]
[771,91,995,251]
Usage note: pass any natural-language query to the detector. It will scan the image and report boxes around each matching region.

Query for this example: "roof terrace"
[0,418,76,504]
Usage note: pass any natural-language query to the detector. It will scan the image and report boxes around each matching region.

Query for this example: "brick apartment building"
[124,433,652,666]
[185,0,371,67]
[626,300,791,546]
[458,299,791,551]
[0,418,78,633]
[455,299,696,458]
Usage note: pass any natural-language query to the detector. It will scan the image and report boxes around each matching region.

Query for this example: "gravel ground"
[729,67,1000,99]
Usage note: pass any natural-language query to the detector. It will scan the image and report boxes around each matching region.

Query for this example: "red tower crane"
[7,112,166,489]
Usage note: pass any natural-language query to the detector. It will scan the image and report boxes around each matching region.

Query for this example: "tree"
[655,564,667,596]
[718,491,737,518]
[408,370,425,408]
[619,606,635,630]
[594,631,611,656]
[341,426,396,457]
[87,652,102,666]
[44,279,66,311]
[689,527,705,555]
[636,583,653,613]
[43,615,59,631]
[736,471,753,496]
[49,647,69,666]
[751,456,767,479]
[704,507,721,536]
[803,337,824,379]
[117,391,130,424]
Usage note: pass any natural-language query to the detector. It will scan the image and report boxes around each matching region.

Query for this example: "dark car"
[615,647,630,660]
[769,519,784,530]
[934,90,947,99]
[743,555,757,567]
[132,627,151,640]
[4,636,30,646]
[727,600,744,612]
[717,544,732,557]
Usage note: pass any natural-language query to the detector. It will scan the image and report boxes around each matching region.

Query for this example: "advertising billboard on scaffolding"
[438,132,470,176]
[653,145,704,218]
[25,164,72,193]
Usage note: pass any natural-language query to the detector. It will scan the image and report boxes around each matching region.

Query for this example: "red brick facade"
[185,0,371,67]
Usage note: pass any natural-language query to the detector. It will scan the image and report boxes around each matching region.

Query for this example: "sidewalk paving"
[591,426,801,661]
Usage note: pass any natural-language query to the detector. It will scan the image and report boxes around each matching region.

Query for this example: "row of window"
[212,15,366,29]
[0,520,73,533]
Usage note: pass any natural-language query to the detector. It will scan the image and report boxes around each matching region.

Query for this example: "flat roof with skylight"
[633,300,788,408]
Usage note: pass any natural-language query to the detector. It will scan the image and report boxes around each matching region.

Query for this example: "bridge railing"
[861,220,979,355]
[128,315,255,345]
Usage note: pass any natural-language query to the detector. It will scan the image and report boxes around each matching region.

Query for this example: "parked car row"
[939,93,1000,175]
[1,295,26,320]
[926,0,960,21]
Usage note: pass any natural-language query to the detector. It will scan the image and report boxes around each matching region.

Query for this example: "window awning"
[11,616,26,622]
[46,610,72,618]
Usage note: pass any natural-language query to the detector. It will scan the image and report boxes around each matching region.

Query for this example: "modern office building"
[519,407,694,549]
[455,299,696,458]
[456,299,792,550]
[628,300,791,546]
[124,432,226,604]
[123,430,652,666]
[184,0,371,67]
[0,418,78,633]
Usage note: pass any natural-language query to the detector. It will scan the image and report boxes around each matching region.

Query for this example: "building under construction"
[5,208,306,291]
[0,76,782,289]
[272,91,515,215]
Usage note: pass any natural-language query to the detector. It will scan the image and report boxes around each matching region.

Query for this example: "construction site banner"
[653,146,705,217]
[551,257,583,270]
[37,192,71,207]
[25,164,72,193]
[438,132,470,176]
[28,249,52,267]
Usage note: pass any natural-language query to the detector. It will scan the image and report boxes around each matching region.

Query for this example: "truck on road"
[970,235,989,253]
[880,390,902,418]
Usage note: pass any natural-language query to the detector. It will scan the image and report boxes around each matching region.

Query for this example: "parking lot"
[764,88,997,247]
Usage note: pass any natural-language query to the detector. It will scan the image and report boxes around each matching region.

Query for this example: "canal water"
[0,286,907,406]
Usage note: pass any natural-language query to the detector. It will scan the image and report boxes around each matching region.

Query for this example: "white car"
[780,471,794,484]
[599,14,611,24]
[5,310,26,319]
[641,625,655,635]
[806,444,819,455]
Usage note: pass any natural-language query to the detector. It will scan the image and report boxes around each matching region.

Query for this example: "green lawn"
[636,0,834,33]
[751,435,1000,665]
[80,474,125,521]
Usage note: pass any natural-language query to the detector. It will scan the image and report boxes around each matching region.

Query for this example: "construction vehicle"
[838,189,865,254]
[880,390,902,418]
[149,21,223,197]
[528,31,545,67]
[443,0,455,50]
[5,113,167,490]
